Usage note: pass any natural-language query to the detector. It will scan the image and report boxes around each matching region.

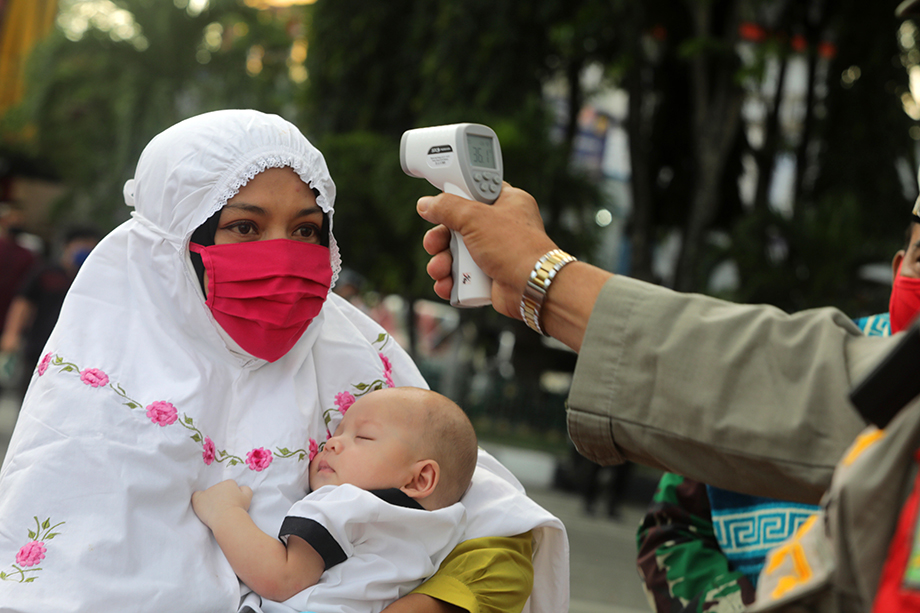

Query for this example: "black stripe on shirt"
[369,488,425,510]
[279,517,347,569]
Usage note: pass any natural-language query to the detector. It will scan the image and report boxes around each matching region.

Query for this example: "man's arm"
[192,480,324,602]
[418,184,891,501]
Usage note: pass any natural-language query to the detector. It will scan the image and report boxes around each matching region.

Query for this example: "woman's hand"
[191,479,253,529]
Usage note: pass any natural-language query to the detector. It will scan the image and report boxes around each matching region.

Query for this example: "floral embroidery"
[1,517,64,583]
[334,392,355,414]
[15,542,45,568]
[146,401,178,427]
[202,437,216,465]
[37,353,51,376]
[79,368,109,388]
[246,448,273,471]
[321,334,395,433]
[39,338,394,471]
[380,354,394,388]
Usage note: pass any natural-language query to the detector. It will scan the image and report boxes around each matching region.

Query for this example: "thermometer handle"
[444,183,492,307]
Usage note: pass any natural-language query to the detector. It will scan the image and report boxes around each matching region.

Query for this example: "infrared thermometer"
[400,123,502,307]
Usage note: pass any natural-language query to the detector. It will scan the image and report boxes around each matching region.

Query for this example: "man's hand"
[417,183,558,320]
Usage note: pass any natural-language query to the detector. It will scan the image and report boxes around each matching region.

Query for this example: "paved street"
[0,391,653,613]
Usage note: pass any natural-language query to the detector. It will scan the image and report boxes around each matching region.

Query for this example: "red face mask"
[189,239,332,362]
[889,262,920,333]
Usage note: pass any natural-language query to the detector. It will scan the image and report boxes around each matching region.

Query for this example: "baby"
[192,386,478,611]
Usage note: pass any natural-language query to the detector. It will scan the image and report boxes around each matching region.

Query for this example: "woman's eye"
[296,225,319,240]
[229,221,256,235]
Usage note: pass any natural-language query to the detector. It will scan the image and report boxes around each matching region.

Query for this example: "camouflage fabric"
[636,473,755,613]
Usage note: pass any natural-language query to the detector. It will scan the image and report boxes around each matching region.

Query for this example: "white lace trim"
[209,153,342,289]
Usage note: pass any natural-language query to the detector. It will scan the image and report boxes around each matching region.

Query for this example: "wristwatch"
[520,249,577,335]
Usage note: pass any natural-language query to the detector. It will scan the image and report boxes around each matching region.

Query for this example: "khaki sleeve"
[411,532,534,613]
[568,275,896,504]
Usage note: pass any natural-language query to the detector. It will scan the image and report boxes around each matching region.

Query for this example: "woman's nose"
[262,225,288,241]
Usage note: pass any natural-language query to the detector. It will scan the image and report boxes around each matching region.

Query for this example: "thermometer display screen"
[466,134,496,169]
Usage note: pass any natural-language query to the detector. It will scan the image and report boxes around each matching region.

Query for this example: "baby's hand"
[191,479,253,528]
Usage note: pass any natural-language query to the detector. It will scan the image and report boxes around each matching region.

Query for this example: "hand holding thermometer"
[400,123,502,307]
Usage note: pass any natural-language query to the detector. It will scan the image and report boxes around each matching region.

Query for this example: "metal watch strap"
[520,249,577,335]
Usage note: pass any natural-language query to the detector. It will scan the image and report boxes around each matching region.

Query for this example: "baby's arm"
[192,479,325,602]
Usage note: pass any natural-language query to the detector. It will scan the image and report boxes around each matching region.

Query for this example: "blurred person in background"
[0,225,100,397]
[0,202,36,392]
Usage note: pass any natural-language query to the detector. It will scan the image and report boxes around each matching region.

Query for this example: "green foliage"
[303,0,603,299]
[316,130,433,297]
[4,0,300,230]
[712,191,900,316]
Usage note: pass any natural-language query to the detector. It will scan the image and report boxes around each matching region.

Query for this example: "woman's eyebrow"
[296,206,324,218]
[222,203,266,215]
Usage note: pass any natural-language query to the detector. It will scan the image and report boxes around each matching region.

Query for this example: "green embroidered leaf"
[24,577,35,583]
[28,531,36,540]
[229,459,238,466]
[219,450,227,458]
[46,533,59,540]
[62,366,74,372]
[0,571,6,579]
[298,453,305,460]
[41,519,50,530]
[375,333,387,343]
[355,383,369,390]
[185,416,193,425]
[191,434,201,443]
[126,402,139,409]
[278,447,290,454]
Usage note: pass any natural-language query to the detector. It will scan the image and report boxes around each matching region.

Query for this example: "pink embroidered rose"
[79,368,109,388]
[37,353,52,376]
[380,353,394,388]
[146,401,178,426]
[202,437,216,465]
[308,438,319,462]
[246,447,273,471]
[334,391,355,414]
[16,541,46,568]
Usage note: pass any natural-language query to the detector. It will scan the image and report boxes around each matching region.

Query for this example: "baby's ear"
[401,459,439,502]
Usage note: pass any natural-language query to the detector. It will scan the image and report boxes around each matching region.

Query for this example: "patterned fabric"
[637,473,754,613]
[853,312,891,337]
[637,313,892,613]
[706,487,818,586]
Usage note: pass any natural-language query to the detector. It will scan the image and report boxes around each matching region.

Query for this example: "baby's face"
[309,392,419,492]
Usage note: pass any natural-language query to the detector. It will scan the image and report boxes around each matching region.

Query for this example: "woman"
[0,110,567,612]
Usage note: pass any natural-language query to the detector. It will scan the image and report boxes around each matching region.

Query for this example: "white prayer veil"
[0,110,567,613]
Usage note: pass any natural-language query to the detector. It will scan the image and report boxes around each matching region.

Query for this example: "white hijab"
[0,110,567,612]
